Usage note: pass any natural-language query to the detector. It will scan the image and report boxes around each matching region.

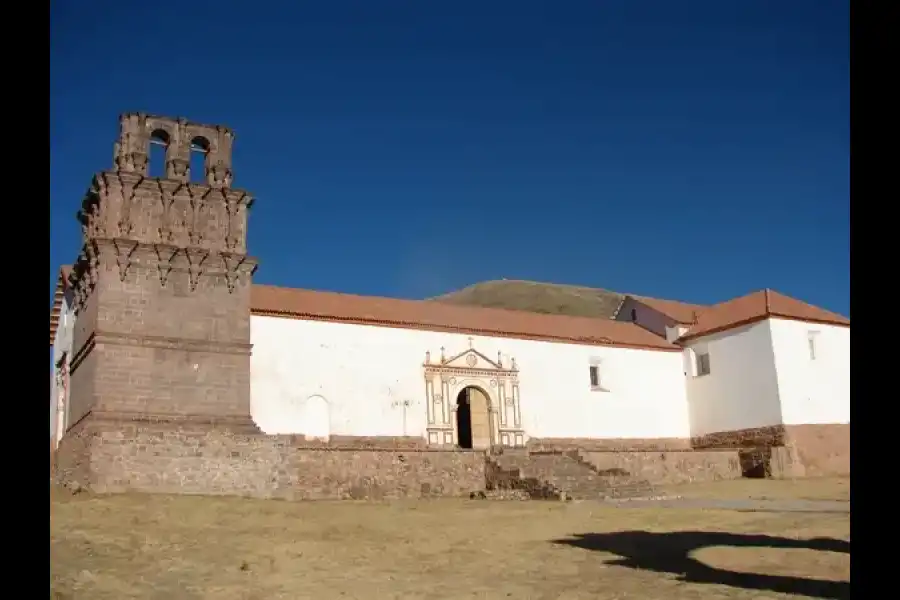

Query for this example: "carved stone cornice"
[221,252,256,293]
[185,247,210,291]
[69,242,100,313]
[89,330,253,355]
[112,238,139,281]
[74,410,261,435]
[154,243,179,287]
[99,170,253,201]
[77,239,258,294]
[155,179,185,243]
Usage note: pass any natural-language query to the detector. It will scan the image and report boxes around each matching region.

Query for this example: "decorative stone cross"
[468,337,474,349]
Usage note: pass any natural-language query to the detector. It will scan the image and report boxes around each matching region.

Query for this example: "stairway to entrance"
[485,449,660,500]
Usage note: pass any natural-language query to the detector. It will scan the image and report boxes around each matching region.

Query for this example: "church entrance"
[455,386,492,449]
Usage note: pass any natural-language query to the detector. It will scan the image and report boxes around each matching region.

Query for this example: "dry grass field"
[51,478,850,600]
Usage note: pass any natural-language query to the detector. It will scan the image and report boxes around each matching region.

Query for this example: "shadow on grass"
[553,531,849,599]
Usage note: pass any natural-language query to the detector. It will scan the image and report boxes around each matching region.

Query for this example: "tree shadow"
[553,531,849,599]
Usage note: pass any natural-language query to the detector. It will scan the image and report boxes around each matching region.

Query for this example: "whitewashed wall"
[50,292,75,442]
[615,297,673,338]
[769,319,850,425]
[683,321,783,436]
[250,316,691,442]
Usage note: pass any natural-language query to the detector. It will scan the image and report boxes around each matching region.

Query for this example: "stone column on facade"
[441,377,451,425]
[490,405,501,447]
[449,405,458,446]
[498,382,507,427]
[425,377,434,425]
[512,382,521,428]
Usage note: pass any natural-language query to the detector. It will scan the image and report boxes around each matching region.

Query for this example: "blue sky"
[50,0,849,315]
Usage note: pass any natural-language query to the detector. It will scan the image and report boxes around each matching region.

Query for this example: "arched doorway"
[456,386,492,449]
[303,395,330,442]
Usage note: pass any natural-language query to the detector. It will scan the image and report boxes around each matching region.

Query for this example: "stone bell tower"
[65,113,259,432]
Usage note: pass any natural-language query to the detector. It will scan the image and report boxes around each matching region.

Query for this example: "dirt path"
[600,497,850,513]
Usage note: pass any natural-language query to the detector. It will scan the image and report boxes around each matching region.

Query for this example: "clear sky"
[50,0,849,315]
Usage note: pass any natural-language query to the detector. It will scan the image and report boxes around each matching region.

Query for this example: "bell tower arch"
[115,113,235,186]
[65,112,259,433]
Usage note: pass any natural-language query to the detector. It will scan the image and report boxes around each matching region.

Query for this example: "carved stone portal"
[54,355,70,449]
[423,342,525,449]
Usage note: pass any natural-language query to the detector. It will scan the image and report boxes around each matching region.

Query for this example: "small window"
[630,308,637,322]
[808,332,819,361]
[589,364,607,391]
[696,352,711,377]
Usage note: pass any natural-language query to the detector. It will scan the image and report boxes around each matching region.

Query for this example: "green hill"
[430,280,625,319]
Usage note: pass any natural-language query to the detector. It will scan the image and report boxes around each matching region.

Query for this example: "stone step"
[486,451,660,502]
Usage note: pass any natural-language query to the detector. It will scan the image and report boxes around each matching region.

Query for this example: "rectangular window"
[696,352,711,377]
[589,363,610,391]
[589,365,600,387]
[808,332,819,360]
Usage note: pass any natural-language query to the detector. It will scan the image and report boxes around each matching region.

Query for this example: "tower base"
[51,413,487,500]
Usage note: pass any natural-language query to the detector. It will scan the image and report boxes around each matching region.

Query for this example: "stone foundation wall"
[690,423,850,478]
[690,425,786,449]
[770,424,850,478]
[528,436,692,452]
[579,450,743,485]
[54,420,485,500]
[52,419,850,500]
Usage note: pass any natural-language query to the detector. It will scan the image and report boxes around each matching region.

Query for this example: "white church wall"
[665,325,689,343]
[49,370,55,440]
[769,318,850,426]
[683,320,783,436]
[50,292,75,443]
[250,315,691,443]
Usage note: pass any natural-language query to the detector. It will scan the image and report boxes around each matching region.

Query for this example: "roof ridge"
[678,287,848,343]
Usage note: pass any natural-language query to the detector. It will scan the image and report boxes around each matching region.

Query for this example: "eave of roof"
[250,284,681,351]
[676,288,849,343]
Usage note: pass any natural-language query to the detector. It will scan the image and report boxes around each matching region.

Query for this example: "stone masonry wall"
[690,425,786,449]
[690,423,850,478]
[525,437,742,484]
[770,424,850,478]
[55,422,486,500]
[580,450,742,485]
[52,419,847,501]
[67,114,259,434]
[528,436,692,452]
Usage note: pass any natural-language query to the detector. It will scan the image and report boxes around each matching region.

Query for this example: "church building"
[49,114,850,499]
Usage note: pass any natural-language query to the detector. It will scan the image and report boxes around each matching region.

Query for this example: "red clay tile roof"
[250,285,681,351]
[677,289,849,343]
[48,270,845,353]
[628,295,708,324]
[48,265,73,347]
